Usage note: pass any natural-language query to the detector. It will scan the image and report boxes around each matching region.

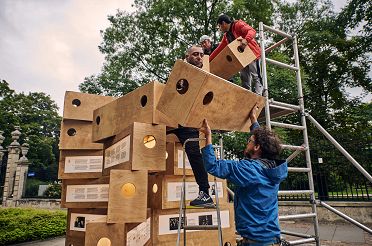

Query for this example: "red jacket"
[209,20,261,61]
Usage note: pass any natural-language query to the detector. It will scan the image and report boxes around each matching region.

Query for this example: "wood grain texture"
[202,55,210,72]
[59,120,103,150]
[164,142,194,176]
[63,91,115,122]
[107,170,148,223]
[85,222,125,246]
[210,37,257,80]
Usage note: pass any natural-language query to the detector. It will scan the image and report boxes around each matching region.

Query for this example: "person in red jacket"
[210,14,263,95]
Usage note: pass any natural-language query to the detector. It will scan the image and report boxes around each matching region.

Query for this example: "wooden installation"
[164,141,194,176]
[202,54,210,72]
[102,122,166,175]
[152,204,236,246]
[107,170,148,223]
[92,81,178,142]
[210,37,257,80]
[63,91,115,121]
[59,150,103,179]
[157,59,265,132]
[59,120,103,150]
[148,174,228,209]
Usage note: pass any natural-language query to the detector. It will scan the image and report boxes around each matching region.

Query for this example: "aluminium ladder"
[176,136,224,246]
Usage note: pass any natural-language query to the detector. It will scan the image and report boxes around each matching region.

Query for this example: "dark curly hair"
[252,127,282,159]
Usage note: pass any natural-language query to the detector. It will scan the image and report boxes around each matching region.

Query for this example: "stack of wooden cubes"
[59,42,265,246]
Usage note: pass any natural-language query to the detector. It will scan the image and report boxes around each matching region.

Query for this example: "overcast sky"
[0,0,370,116]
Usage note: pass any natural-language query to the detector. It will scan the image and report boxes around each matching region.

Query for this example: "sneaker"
[190,191,214,207]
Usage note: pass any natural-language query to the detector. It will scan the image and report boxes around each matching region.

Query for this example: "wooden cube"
[103,122,166,175]
[152,204,235,245]
[61,177,110,208]
[210,37,257,80]
[92,81,178,142]
[59,120,103,150]
[156,60,265,132]
[59,150,103,179]
[107,170,148,223]
[148,174,228,209]
[63,91,115,122]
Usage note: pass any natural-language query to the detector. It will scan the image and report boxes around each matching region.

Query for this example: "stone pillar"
[2,127,21,205]
[13,143,30,200]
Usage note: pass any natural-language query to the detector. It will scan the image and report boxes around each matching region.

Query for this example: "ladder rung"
[271,121,306,130]
[183,225,219,230]
[281,144,307,151]
[279,190,313,195]
[266,58,299,71]
[281,230,314,238]
[287,167,311,173]
[288,238,317,245]
[279,213,317,220]
[269,99,301,110]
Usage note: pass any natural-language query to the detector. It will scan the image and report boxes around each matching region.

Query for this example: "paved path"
[9,221,372,245]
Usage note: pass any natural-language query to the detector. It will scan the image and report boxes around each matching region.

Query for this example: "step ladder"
[258,22,320,245]
[176,136,224,246]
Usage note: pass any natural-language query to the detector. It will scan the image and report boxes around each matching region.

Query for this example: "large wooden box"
[164,141,193,176]
[152,204,235,246]
[63,91,115,122]
[148,174,228,209]
[59,120,103,150]
[59,150,103,179]
[92,81,178,142]
[103,122,166,175]
[210,37,257,80]
[157,60,265,132]
[107,170,148,223]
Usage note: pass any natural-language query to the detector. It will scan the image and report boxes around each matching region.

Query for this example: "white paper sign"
[66,184,109,202]
[167,181,224,201]
[64,156,103,173]
[69,213,107,232]
[104,135,131,169]
[177,150,191,169]
[158,210,230,235]
[126,218,151,246]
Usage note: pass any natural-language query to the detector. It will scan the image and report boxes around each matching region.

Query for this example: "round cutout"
[96,116,101,125]
[72,99,81,107]
[237,46,244,53]
[165,151,168,159]
[143,135,156,148]
[152,184,158,193]
[121,183,136,197]
[203,92,213,105]
[140,95,148,107]
[97,237,111,246]
[176,79,189,94]
[224,243,232,246]
[226,55,233,62]
[67,128,76,136]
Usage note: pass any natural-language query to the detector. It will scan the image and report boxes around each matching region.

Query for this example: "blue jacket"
[201,126,288,242]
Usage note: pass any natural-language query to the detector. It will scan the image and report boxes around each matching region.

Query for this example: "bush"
[0,208,66,245]
[43,181,62,198]
[25,178,48,197]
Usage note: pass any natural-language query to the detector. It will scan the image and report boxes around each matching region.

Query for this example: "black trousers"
[172,127,210,193]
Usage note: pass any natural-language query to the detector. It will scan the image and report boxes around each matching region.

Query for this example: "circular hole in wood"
[165,151,168,159]
[203,91,213,105]
[69,244,74,246]
[237,46,244,53]
[96,116,101,125]
[72,99,81,107]
[140,95,148,107]
[97,237,111,246]
[121,183,136,198]
[143,135,156,148]
[67,128,76,136]
[152,184,158,194]
[224,243,232,246]
[176,79,189,94]
[226,55,233,62]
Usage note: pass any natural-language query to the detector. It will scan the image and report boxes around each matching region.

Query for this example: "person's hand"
[199,119,212,146]
[249,103,259,123]
[237,38,247,52]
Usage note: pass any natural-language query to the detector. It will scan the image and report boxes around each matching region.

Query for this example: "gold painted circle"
[97,237,111,246]
[152,184,158,194]
[121,183,136,197]
[143,135,156,148]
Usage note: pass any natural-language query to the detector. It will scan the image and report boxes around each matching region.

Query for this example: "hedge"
[0,208,66,245]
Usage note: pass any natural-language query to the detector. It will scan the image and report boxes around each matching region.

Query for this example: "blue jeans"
[238,237,281,246]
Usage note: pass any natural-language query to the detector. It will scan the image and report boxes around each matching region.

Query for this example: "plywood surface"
[85,222,125,246]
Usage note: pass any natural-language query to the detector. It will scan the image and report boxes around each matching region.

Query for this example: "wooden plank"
[202,54,210,72]
[59,120,103,150]
[210,37,257,80]
[63,91,115,122]
[102,122,166,174]
[152,204,235,246]
[157,60,265,132]
[107,170,148,223]
[92,81,178,142]
[59,150,103,179]
[148,174,228,209]
[61,177,110,208]
[85,222,125,246]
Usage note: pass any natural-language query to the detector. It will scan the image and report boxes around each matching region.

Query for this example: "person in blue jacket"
[199,105,288,246]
